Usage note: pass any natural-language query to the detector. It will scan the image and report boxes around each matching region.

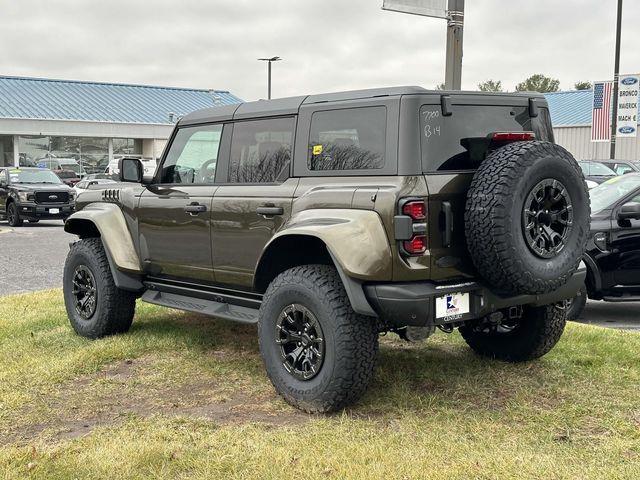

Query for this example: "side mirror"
[618,202,640,221]
[119,158,143,183]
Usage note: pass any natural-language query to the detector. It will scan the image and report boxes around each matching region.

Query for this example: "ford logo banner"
[621,77,638,86]
[619,126,636,134]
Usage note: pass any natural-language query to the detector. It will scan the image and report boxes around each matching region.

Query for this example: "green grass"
[1,290,639,479]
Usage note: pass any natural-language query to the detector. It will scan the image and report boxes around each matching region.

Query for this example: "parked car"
[54,169,82,187]
[567,174,640,318]
[73,177,117,195]
[597,159,640,176]
[62,87,589,413]
[0,167,75,226]
[578,161,617,188]
[37,157,87,178]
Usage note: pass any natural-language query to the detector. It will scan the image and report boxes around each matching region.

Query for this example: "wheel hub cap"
[522,179,573,259]
[72,265,97,320]
[275,304,325,381]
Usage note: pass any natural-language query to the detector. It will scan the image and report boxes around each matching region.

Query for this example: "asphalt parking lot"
[0,220,636,331]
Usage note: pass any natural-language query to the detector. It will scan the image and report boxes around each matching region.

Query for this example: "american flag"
[591,81,613,142]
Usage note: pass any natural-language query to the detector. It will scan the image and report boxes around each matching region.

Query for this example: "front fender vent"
[102,189,121,202]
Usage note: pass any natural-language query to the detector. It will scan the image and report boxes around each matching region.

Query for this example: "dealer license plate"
[49,208,60,214]
[435,292,470,320]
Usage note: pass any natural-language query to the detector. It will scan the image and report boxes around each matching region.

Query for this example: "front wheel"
[258,265,378,413]
[459,304,567,362]
[7,202,23,227]
[63,238,136,339]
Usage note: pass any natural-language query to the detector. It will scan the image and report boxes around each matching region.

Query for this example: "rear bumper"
[364,263,587,327]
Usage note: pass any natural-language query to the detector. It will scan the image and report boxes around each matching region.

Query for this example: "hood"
[13,183,73,192]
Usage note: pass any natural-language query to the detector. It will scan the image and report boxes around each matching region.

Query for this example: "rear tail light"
[397,198,428,256]
[403,235,427,255]
[491,132,536,142]
[402,200,427,220]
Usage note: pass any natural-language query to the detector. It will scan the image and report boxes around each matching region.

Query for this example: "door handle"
[256,205,284,217]
[441,201,453,248]
[184,203,207,215]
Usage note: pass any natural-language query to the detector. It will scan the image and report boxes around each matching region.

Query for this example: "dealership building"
[546,89,640,160]
[0,75,242,171]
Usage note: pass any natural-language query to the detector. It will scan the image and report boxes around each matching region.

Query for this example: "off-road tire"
[63,238,136,339]
[7,202,23,227]
[258,265,378,413]
[459,304,567,362]
[465,141,589,295]
[567,284,587,320]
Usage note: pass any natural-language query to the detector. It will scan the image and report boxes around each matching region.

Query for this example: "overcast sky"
[1,0,639,101]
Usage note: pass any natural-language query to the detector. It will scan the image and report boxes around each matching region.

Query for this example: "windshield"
[579,162,616,176]
[590,175,640,213]
[9,169,63,184]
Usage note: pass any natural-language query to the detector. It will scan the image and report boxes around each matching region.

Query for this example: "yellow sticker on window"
[312,145,323,155]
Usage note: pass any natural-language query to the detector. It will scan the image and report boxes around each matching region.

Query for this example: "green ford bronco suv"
[63,87,590,413]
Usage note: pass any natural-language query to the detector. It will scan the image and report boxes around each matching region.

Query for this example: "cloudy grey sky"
[1,0,639,101]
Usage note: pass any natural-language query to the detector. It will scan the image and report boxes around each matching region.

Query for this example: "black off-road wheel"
[465,141,589,295]
[259,265,379,413]
[567,284,587,320]
[7,202,23,227]
[63,238,136,339]
[459,304,567,362]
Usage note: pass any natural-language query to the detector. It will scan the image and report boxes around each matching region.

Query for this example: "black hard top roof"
[179,86,545,126]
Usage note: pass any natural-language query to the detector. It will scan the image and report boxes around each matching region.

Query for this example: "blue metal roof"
[0,75,242,125]
[544,90,595,127]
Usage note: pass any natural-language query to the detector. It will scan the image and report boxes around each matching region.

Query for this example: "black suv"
[0,167,75,226]
[568,173,640,318]
[62,87,590,412]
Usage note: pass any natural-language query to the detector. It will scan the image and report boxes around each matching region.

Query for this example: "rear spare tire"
[465,141,589,295]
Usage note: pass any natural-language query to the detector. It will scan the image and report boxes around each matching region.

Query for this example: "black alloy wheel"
[71,265,98,320]
[522,179,574,259]
[7,202,22,227]
[276,303,325,381]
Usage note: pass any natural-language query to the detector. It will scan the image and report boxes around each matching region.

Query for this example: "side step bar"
[141,290,259,324]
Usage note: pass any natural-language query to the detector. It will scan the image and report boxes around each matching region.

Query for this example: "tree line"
[435,75,593,93]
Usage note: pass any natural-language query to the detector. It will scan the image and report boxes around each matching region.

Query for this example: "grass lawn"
[0,290,638,479]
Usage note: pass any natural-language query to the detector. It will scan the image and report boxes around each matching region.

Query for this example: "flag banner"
[616,75,639,138]
[382,0,448,19]
[591,81,613,142]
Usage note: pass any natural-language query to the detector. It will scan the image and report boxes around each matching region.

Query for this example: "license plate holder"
[435,292,470,321]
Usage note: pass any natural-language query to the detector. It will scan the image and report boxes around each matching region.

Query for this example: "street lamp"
[258,56,282,99]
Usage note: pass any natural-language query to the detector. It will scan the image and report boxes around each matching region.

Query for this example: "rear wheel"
[258,265,378,413]
[7,202,23,227]
[459,304,566,362]
[63,238,136,339]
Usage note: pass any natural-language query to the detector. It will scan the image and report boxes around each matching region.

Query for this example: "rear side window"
[229,117,294,183]
[308,106,386,171]
[421,105,554,172]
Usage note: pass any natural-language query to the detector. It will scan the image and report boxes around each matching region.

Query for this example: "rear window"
[421,105,554,172]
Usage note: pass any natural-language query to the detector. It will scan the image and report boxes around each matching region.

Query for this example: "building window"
[228,117,294,183]
[113,138,143,156]
[308,107,386,171]
[0,136,14,167]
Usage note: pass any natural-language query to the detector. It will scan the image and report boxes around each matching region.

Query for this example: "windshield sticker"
[312,144,323,155]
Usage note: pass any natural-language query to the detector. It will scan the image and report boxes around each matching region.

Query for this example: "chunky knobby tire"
[459,304,567,362]
[567,284,587,320]
[465,141,589,295]
[258,265,378,413]
[63,238,136,339]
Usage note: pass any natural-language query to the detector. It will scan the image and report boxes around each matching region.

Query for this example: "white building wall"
[554,126,640,160]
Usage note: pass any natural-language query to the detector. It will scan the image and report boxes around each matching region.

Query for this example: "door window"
[228,117,294,183]
[615,163,634,175]
[160,124,223,184]
[308,106,386,171]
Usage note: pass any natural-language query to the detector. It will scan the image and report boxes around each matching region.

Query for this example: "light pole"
[610,0,623,159]
[258,56,282,99]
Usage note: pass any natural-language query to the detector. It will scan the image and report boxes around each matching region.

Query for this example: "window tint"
[160,124,222,184]
[421,105,554,172]
[308,107,386,171]
[228,117,294,183]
